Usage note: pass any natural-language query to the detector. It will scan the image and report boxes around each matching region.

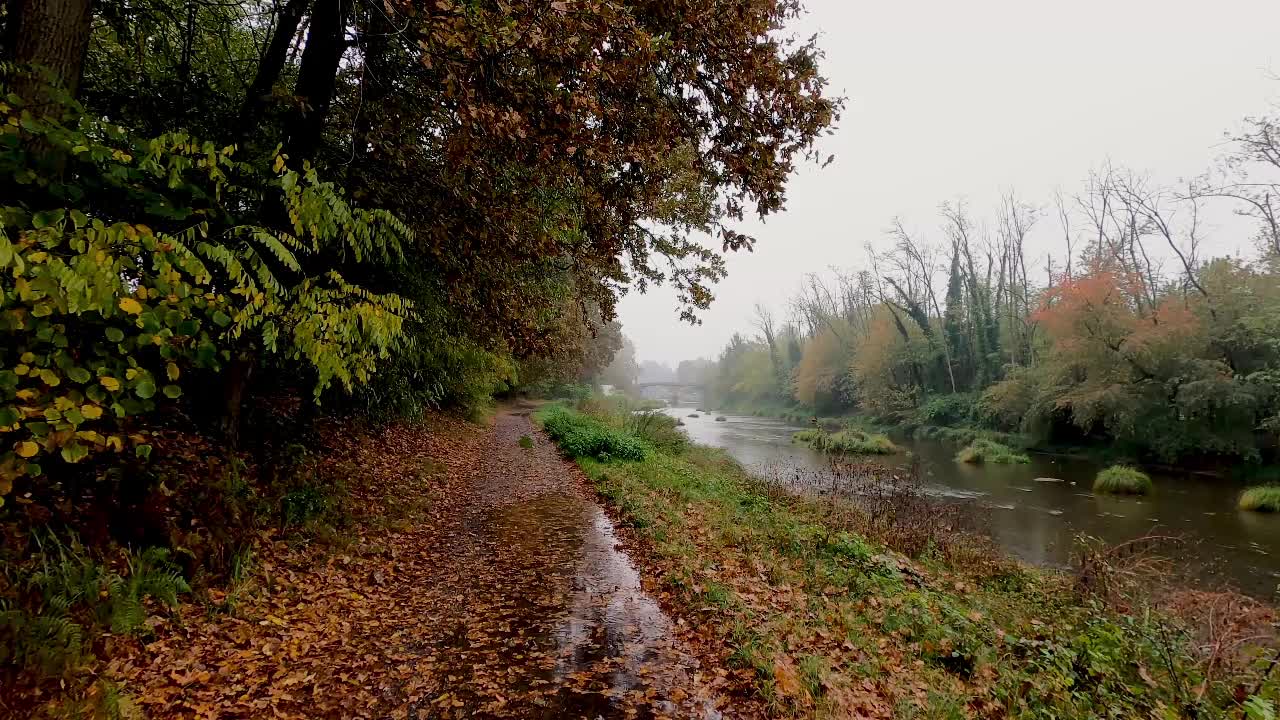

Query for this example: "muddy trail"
[109,407,725,719]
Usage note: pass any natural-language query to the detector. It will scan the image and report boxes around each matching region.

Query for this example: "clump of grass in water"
[956,439,1029,465]
[1093,465,1153,495]
[1238,485,1280,512]
[518,434,534,449]
[793,428,897,455]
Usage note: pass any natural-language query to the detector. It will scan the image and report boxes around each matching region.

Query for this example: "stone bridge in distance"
[636,382,706,407]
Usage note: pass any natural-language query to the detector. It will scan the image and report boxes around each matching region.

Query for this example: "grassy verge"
[537,401,1279,718]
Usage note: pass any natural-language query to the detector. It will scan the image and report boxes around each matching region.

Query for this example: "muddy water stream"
[666,408,1280,598]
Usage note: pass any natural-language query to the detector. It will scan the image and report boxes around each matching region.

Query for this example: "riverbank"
[537,401,1280,718]
[713,403,1280,482]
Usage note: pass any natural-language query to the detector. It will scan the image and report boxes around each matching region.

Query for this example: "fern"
[2,536,190,676]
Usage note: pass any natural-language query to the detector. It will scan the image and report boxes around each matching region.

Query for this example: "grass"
[793,428,897,455]
[1238,485,1280,512]
[955,439,1029,465]
[536,405,648,461]
[539,396,1273,718]
[1093,465,1153,495]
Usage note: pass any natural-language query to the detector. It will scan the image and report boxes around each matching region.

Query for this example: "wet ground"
[113,409,724,719]
[431,409,721,718]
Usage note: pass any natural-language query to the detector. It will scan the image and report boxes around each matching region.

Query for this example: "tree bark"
[5,0,95,105]
[237,0,310,140]
[283,0,351,165]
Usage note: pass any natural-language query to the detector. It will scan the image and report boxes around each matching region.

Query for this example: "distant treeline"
[695,110,1280,464]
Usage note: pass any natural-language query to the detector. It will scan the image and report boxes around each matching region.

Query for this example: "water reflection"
[665,407,1280,598]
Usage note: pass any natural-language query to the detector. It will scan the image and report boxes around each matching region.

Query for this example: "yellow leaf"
[166,363,180,381]
[106,435,124,452]
[76,431,103,444]
[99,377,121,392]
[118,297,143,315]
[13,364,28,376]
[81,405,103,420]
[15,441,38,458]
[125,368,138,381]
[19,352,34,364]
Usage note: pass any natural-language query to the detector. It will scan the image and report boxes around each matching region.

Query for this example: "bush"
[540,406,647,462]
[1094,465,1153,495]
[1,537,189,677]
[919,393,979,426]
[956,439,1029,465]
[793,429,897,455]
[0,92,413,502]
[624,411,688,454]
[1238,485,1280,512]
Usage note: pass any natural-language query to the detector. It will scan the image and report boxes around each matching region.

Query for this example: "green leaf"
[135,444,152,460]
[60,441,89,464]
[162,384,182,399]
[67,367,91,383]
[0,407,17,425]
[211,310,231,327]
[105,327,125,343]
[134,379,156,399]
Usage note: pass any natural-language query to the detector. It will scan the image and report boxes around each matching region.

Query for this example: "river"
[664,407,1280,598]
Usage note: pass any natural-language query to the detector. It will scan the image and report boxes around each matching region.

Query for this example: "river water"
[664,407,1280,598]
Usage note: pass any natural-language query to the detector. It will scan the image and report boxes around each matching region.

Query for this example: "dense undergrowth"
[538,397,1280,718]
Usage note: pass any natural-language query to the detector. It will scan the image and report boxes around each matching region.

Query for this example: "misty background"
[619,0,1280,367]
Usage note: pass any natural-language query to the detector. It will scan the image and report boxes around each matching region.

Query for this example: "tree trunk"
[5,0,94,105]
[237,0,310,140]
[283,0,351,165]
[222,354,254,448]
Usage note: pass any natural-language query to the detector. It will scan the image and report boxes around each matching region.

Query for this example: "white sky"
[618,0,1280,366]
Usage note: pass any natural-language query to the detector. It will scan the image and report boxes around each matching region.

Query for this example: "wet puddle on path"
[436,411,720,719]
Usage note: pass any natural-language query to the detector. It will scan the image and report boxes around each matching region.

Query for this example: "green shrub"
[0,95,413,500]
[1093,465,1153,495]
[2,538,189,677]
[1238,485,1280,512]
[919,393,979,426]
[956,439,1030,464]
[624,411,688,454]
[793,429,896,455]
[518,434,534,449]
[540,406,648,462]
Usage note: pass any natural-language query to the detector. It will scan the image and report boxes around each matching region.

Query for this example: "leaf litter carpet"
[110,409,723,719]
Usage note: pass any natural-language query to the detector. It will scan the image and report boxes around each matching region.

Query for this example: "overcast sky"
[618,0,1280,367]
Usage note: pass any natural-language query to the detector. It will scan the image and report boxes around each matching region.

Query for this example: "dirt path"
[113,408,724,719]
